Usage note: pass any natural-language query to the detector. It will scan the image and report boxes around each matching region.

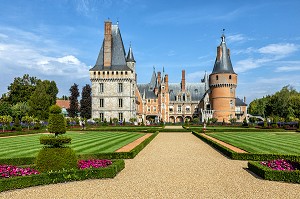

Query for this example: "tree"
[0,101,12,116]
[80,84,92,119]
[68,84,80,118]
[0,115,13,132]
[5,74,38,105]
[21,115,34,130]
[11,102,30,119]
[28,81,52,120]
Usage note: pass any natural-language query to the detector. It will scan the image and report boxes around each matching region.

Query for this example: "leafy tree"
[0,115,13,132]
[5,74,38,105]
[28,81,52,120]
[80,84,92,119]
[22,115,34,130]
[11,102,30,119]
[68,83,80,118]
[43,80,58,105]
[0,101,12,116]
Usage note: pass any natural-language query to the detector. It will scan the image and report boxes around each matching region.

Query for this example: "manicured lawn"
[0,131,145,159]
[207,132,300,154]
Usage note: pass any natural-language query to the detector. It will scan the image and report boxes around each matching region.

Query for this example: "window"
[216,75,218,80]
[229,75,232,79]
[230,100,234,108]
[153,106,156,112]
[147,106,150,112]
[186,107,190,112]
[118,113,123,122]
[154,99,156,102]
[118,83,123,93]
[162,93,165,97]
[178,105,182,113]
[99,83,104,93]
[99,113,104,122]
[148,99,151,103]
[119,98,123,108]
[169,107,173,112]
[100,98,104,107]
[178,95,181,101]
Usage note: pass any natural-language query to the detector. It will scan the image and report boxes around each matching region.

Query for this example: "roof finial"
[117,18,119,26]
[221,29,226,43]
[153,66,155,72]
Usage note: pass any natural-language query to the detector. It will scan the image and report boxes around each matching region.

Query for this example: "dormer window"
[216,75,219,80]
[229,75,232,79]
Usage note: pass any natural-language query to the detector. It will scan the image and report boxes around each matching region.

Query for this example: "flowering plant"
[0,165,40,178]
[260,159,300,171]
[78,159,112,170]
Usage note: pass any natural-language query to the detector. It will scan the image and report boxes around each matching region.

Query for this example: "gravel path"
[1,133,300,199]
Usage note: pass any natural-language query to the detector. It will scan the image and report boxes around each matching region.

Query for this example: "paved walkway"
[1,133,300,198]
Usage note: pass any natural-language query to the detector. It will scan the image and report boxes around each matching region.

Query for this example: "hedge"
[0,129,47,137]
[0,159,125,192]
[248,161,300,183]
[191,127,287,133]
[192,131,300,161]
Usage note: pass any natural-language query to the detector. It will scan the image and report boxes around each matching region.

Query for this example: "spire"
[126,43,135,62]
[149,66,157,90]
[211,33,235,74]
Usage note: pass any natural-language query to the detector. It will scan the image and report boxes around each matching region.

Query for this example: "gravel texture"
[1,132,300,199]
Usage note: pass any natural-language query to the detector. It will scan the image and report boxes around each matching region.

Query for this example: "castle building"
[89,21,247,124]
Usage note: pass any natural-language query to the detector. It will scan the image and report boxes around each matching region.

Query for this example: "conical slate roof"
[126,45,135,62]
[90,24,131,71]
[211,34,235,74]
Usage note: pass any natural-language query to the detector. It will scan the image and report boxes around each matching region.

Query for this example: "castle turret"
[209,34,237,123]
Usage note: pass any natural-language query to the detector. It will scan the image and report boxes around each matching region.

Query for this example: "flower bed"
[78,159,112,169]
[0,165,39,178]
[0,159,125,192]
[260,159,300,171]
[248,160,300,183]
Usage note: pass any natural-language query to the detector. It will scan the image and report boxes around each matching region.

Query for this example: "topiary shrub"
[36,105,77,172]
[12,117,22,131]
[35,147,77,172]
[48,105,66,136]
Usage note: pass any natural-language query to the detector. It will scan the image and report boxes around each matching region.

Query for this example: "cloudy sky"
[0,0,299,103]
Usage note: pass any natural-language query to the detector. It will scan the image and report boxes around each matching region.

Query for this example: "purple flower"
[0,165,40,178]
[260,159,300,171]
[78,159,112,170]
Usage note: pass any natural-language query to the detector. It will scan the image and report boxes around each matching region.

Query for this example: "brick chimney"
[181,70,185,92]
[165,74,169,90]
[157,72,161,85]
[104,21,112,67]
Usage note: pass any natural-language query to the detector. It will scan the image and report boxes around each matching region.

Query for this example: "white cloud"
[275,66,300,72]
[258,43,298,56]
[186,71,206,82]
[227,34,246,43]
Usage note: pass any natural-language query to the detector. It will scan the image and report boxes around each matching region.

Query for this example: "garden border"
[0,159,125,192]
[248,161,300,183]
[192,131,300,161]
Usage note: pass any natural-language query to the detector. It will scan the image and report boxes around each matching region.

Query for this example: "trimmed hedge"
[40,135,72,146]
[0,159,125,192]
[248,161,300,183]
[191,127,287,133]
[69,126,162,132]
[0,129,47,137]
[192,131,300,161]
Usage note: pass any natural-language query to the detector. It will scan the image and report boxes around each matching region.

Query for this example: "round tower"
[209,34,237,123]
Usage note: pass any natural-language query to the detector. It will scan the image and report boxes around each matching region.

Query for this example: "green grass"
[0,131,145,159]
[207,132,300,154]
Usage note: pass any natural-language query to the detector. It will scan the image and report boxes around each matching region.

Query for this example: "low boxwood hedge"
[192,131,300,161]
[248,161,300,183]
[0,159,125,192]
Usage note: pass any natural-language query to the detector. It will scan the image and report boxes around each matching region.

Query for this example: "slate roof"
[137,83,157,99]
[90,24,132,71]
[126,45,135,62]
[235,98,247,106]
[168,83,206,101]
[211,34,235,74]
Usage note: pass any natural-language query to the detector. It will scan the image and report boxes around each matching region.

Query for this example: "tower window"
[229,75,232,79]
[99,113,104,122]
[119,98,123,108]
[100,98,104,107]
[118,83,123,93]
[118,113,123,122]
[99,83,104,93]
[216,75,219,80]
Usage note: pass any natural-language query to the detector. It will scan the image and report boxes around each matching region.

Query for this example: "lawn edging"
[248,161,300,183]
[0,159,125,192]
[192,131,300,161]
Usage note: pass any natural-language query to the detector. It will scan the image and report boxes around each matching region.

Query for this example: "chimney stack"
[181,70,186,92]
[165,74,169,90]
[104,20,112,67]
[244,96,246,103]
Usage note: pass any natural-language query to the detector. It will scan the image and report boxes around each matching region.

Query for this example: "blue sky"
[0,0,299,103]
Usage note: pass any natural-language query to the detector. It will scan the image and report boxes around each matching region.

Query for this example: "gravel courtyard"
[1,133,300,199]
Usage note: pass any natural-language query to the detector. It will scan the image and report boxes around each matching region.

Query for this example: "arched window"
[229,75,232,79]
[216,75,218,80]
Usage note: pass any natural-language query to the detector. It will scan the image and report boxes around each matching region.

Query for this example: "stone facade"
[90,21,247,124]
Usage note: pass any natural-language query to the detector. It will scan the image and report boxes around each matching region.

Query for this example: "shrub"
[12,117,22,131]
[35,147,77,172]
[40,135,72,147]
[47,105,66,136]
